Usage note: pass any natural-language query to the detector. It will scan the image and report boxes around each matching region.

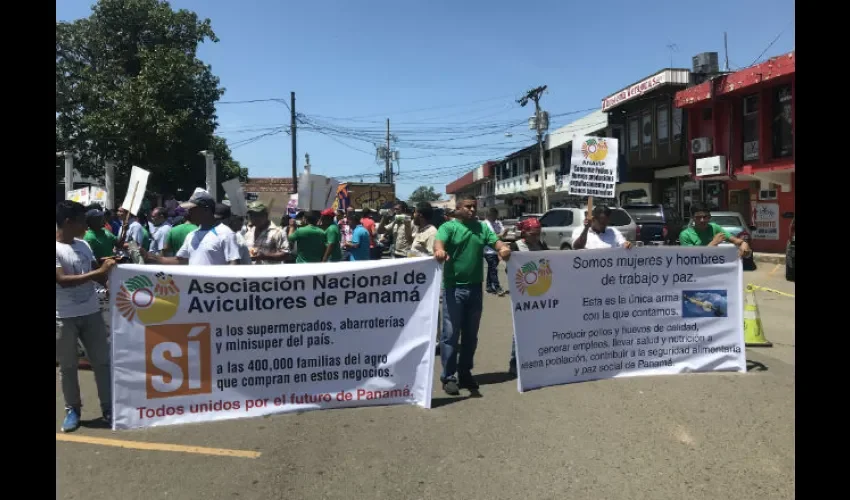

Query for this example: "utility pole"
[723,32,730,71]
[385,119,391,185]
[291,91,298,193]
[376,119,398,185]
[518,85,549,212]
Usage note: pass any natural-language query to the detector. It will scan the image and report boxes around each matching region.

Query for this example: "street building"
[675,51,795,252]
[445,161,505,215]
[601,66,697,218]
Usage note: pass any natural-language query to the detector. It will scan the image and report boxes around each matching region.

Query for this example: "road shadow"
[746,360,769,372]
[431,396,471,409]
[475,372,515,386]
[80,417,111,429]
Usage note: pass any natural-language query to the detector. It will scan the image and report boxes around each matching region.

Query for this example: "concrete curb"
[753,252,786,265]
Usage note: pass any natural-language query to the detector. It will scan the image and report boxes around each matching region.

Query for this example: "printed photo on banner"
[110,259,441,430]
[507,246,745,392]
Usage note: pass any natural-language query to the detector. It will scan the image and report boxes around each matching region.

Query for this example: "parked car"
[785,217,795,281]
[503,213,542,241]
[699,211,755,242]
[537,207,637,250]
[622,204,684,245]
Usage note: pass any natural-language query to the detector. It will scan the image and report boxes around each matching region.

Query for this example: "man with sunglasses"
[679,202,752,257]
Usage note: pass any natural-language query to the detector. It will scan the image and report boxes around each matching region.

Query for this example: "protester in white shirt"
[483,208,508,294]
[410,202,438,256]
[143,191,242,265]
[148,207,172,255]
[216,204,253,265]
[55,200,116,432]
[571,205,633,250]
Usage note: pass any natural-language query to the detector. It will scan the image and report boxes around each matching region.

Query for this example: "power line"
[748,21,794,67]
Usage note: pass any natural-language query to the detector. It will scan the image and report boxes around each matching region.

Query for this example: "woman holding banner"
[506,218,548,377]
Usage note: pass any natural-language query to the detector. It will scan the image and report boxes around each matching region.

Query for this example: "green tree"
[408,185,442,204]
[56,0,240,198]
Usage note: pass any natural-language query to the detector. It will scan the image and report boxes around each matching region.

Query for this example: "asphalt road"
[57,264,795,500]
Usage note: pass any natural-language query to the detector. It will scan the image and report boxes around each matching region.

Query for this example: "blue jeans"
[484,253,501,292]
[440,285,484,382]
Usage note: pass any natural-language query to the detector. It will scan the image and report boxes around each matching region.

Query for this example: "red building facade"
[675,51,795,253]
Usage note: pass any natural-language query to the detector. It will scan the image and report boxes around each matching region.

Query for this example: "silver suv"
[538,207,637,250]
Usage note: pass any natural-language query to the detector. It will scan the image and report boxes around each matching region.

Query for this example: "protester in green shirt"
[288,211,327,263]
[319,209,343,262]
[434,197,511,396]
[679,203,752,258]
[83,208,117,260]
[163,219,199,257]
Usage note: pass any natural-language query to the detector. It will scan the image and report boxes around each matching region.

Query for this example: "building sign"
[752,202,779,240]
[601,70,688,111]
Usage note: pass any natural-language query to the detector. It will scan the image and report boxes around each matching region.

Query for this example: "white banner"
[567,136,618,198]
[507,247,745,392]
[110,258,441,430]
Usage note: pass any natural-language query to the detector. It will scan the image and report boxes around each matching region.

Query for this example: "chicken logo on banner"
[116,272,180,324]
[515,259,553,297]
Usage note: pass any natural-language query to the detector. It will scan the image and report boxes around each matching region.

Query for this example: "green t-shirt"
[83,228,117,260]
[679,222,731,246]
[165,223,198,256]
[289,225,327,263]
[436,219,499,287]
[324,223,342,262]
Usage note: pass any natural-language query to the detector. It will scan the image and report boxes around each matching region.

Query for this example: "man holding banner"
[56,200,116,432]
[434,197,511,395]
[572,205,632,250]
[143,191,242,266]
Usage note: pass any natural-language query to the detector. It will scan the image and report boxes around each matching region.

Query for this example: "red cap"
[320,208,335,217]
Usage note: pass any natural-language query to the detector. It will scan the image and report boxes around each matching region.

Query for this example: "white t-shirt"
[126,220,145,246]
[483,219,504,255]
[571,225,626,249]
[235,232,253,265]
[176,223,242,265]
[56,239,100,318]
[149,223,172,254]
[410,225,438,256]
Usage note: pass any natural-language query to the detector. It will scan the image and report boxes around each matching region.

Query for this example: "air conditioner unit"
[695,156,727,177]
[691,137,713,155]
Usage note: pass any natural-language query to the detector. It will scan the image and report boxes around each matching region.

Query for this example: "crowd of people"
[57,190,751,431]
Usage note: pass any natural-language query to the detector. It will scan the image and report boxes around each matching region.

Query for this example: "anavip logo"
[116,272,180,324]
[515,258,553,296]
[581,138,609,162]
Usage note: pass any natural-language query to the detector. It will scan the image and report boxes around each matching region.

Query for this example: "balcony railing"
[494,166,559,196]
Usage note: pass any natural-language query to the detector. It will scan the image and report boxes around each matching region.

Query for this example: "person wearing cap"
[161,206,197,257]
[319,208,342,262]
[143,191,241,265]
[245,201,289,265]
[83,207,117,261]
[147,206,172,255]
[287,210,327,263]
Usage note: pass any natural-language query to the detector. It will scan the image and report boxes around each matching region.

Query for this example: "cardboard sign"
[221,178,248,216]
[121,166,150,215]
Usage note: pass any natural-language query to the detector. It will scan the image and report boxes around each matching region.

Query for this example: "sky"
[56,0,795,200]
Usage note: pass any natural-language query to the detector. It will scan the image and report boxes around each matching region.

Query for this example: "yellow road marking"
[749,284,795,299]
[56,434,260,458]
